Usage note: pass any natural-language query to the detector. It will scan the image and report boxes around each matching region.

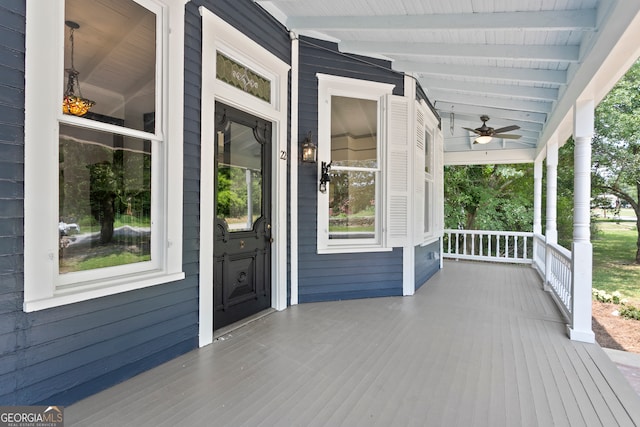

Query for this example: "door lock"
[240,240,245,249]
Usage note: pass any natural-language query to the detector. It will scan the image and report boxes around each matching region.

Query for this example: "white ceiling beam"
[444,149,536,165]
[287,9,597,32]
[434,101,547,124]
[340,41,580,62]
[440,112,544,133]
[395,61,567,84]
[430,90,553,114]
[418,77,559,101]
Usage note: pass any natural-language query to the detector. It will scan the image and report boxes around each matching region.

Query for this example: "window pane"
[329,170,376,239]
[216,122,263,232]
[64,0,156,132]
[425,131,431,173]
[331,96,377,168]
[424,182,430,234]
[59,124,151,273]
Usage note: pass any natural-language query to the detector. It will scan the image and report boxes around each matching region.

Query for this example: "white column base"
[567,324,595,343]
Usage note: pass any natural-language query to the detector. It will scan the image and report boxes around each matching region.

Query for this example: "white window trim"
[23,0,185,312]
[417,100,443,245]
[316,74,394,254]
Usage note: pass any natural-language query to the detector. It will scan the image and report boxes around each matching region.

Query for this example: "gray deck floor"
[66,261,640,426]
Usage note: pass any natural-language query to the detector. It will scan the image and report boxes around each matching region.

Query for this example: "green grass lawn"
[592,220,640,304]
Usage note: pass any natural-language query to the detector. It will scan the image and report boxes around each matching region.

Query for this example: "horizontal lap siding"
[0,0,25,404]
[415,240,441,290]
[298,38,404,303]
[0,0,289,407]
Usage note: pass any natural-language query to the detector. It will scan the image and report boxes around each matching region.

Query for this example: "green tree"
[444,164,534,232]
[592,58,640,263]
[550,138,577,249]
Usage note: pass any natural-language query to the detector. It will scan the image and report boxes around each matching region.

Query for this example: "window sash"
[316,74,394,253]
[24,0,184,311]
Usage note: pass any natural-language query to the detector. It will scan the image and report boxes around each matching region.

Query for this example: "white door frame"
[199,8,290,346]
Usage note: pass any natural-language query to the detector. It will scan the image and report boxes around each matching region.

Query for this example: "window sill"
[420,234,442,247]
[23,271,186,312]
[317,246,393,255]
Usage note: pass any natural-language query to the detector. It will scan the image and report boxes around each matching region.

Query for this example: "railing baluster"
[442,230,539,266]
[487,236,493,256]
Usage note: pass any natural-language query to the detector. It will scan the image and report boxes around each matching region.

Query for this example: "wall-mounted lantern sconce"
[301,131,317,163]
[319,161,331,193]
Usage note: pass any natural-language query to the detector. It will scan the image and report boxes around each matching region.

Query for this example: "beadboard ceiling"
[256,0,640,162]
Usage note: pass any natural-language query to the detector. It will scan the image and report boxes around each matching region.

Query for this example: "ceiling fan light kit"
[463,115,521,144]
[474,135,492,144]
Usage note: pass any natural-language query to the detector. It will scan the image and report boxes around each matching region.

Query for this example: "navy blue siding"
[297,37,405,303]
[415,240,441,290]
[1,0,291,407]
[0,0,199,404]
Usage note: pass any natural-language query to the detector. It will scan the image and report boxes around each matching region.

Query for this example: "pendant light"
[62,20,95,116]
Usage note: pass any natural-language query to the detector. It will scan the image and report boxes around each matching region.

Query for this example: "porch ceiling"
[256,0,640,164]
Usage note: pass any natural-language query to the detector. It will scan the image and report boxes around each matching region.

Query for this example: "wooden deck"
[66,261,640,426]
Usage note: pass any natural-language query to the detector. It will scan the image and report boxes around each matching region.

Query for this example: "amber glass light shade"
[62,94,95,117]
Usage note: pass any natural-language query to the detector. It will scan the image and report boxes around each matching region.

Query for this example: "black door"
[213,102,272,330]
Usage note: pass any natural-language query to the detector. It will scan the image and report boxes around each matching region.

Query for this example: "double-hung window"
[424,127,435,237]
[316,74,395,253]
[24,0,184,311]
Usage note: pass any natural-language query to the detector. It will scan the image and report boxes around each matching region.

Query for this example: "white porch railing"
[443,229,575,326]
[533,233,546,275]
[443,229,533,264]
[544,242,573,321]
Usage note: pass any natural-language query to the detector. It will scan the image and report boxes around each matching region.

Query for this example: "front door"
[213,102,272,330]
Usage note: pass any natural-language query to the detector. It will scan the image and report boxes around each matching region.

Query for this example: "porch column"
[544,138,558,292]
[533,159,543,235]
[570,99,595,343]
[545,138,558,244]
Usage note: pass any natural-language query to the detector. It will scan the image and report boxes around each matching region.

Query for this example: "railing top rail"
[546,241,572,260]
[444,229,534,237]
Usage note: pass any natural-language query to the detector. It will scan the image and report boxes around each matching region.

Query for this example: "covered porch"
[66,261,640,426]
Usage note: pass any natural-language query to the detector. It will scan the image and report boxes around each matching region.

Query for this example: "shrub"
[593,288,639,321]
[619,305,640,321]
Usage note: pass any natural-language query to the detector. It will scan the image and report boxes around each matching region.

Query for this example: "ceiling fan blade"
[494,133,521,139]
[493,125,520,134]
[462,127,482,135]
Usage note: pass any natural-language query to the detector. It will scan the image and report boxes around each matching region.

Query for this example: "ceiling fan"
[463,115,521,144]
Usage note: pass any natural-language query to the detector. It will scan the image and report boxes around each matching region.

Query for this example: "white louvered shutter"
[414,101,427,244]
[385,94,411,247]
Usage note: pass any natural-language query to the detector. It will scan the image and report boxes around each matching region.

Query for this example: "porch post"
[544,138,558,292]
[533,159,543,235]
[569,99,595,343]
[545,138,558,244]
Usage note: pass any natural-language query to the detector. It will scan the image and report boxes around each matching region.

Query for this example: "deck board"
[66,261,640,426]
